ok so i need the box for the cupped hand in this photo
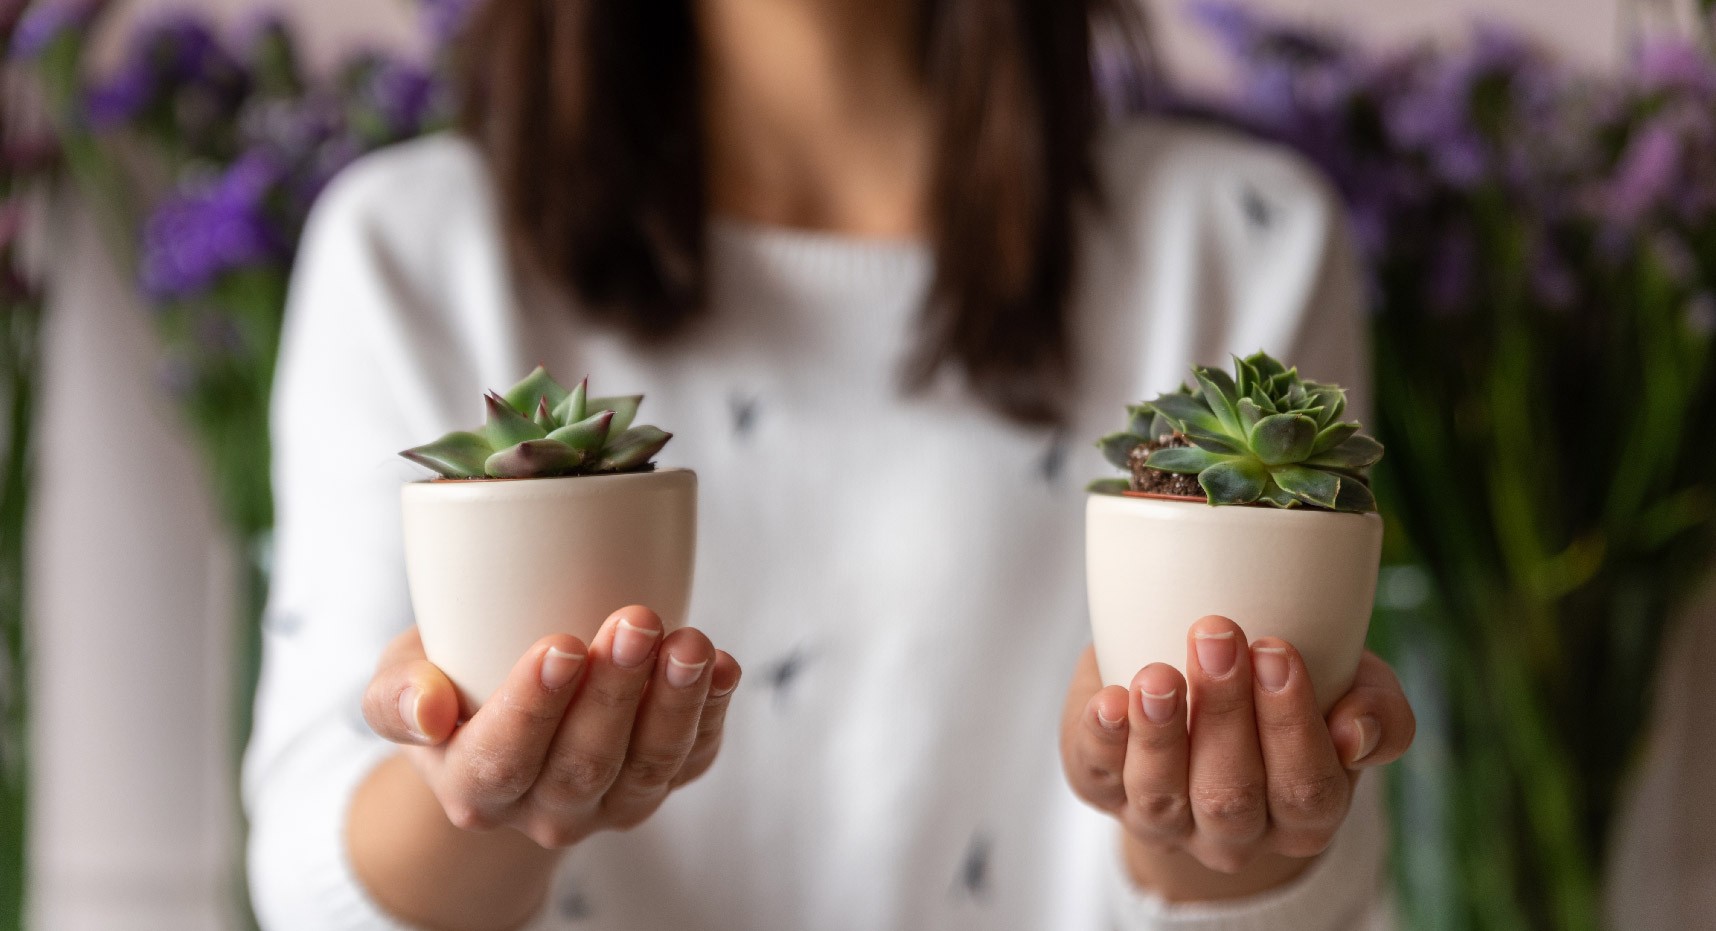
[362,605,741,849]
[1061,615,1413,892]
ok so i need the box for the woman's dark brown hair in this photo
[460,0,1152,425]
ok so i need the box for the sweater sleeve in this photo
[240,152,454,931]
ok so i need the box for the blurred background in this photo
[1,0,1713,929]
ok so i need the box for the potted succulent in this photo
[1086,352,1384,712]
[399,367,695,709]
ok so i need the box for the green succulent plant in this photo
[1089,351,1383,512]
[400,367,672,479]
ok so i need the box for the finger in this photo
[534,606,663,811]
[672,650,742,788]
[1120,663,1192,844]
[1326,651,1416,769]
[362,627,462,746]
[1061,651,1132,816]
[599,627,717,826]
[436,634,588,828]
[1184,616,1268,856]
[1249,639,1350,857]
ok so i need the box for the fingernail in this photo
[398,687,424,742]
[541,646,584,690]
[1096,704,1125,731]
[1349,715,1381,766]
[1253,647,1289,692]
[666,655,707,689]
[710,680,737,698]
[611,617,661,668]
[1140,687,1177,724]
[1194,630,1237,677]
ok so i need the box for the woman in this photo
[242,0,1416,927]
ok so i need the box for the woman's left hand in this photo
[1060,615,1415,901]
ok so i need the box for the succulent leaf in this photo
[1125,405,1158,440]
[503,365,570,416]
[1086,477,1132,495]
[547,409,614,452]
[483,391,547,449]
[1199,458,1268,505]
[1182,428,1246,455]
[1145,446,1228,473]
[589,394,643,434]
[1334,477,1378,512]
[1312,422,1361,455]
[1089,350,1381,511]
[1097,432,1147,470]
[484,438,585,478]
[1306,433,1384,470]
[533,396,556,432]
[1249,413,1317,465]
[552,377,589,425]
[1260,484,1302,508]
[1244,351,1287,381]
[1194,367,1244,436]
[1306,384,1346,426]
[596,426,673,472]
[1146,391,1221,434]
[1274,465,1341,509]
[1237,397,1264,433]
[399,431,492,479]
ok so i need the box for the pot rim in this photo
[1094,488,1379,518]
[406,465,693,486]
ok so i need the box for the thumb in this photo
[362,628,461,745]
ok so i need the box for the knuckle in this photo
[1130,790,1192,830]
[1191,782,1267,828]
[620,747,687,791]
[543,751,624,801]
[583,676,646,712]
[463,747,535,799]
[1271,773,1348,825]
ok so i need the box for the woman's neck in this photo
[697,0,933,237]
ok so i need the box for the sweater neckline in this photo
[709,216,933,290]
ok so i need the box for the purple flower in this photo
[8,0,102,57]
[1633,37,1716,96]
[1606,122,1682,228]
[85,13,250,131]
[140,152,289,300]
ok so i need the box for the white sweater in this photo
[243,119,1397,931]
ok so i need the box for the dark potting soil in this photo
[1127,434,1206,499]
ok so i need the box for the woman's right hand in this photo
[361,605,741,849]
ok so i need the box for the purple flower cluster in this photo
[67,7,460,303]
[1189,1,1716,318]
[140,153,288,299]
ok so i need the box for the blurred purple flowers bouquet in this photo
[17,3,456,539]
[1194,4,1716,928]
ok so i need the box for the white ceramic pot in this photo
[1086,493,1383,713]
[402,468,696,709]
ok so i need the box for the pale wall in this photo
[24,0,1640,927]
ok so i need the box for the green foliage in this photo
[1090,351,1382,512]
[401,369,672,480]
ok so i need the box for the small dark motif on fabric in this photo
[730,394,760,437]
